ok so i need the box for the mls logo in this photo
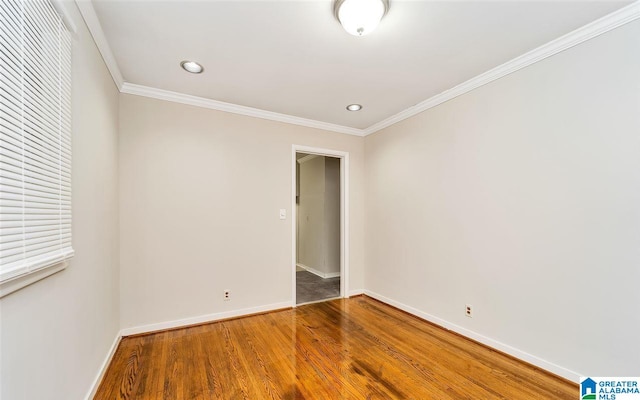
[581,378,597,400]
[580,377,640,400]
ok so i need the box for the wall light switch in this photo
[279,209,286,220]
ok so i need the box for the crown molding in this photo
[76,0,638,137]
[75,0,124,90]
[362,1,640,136]
[121,83,365,136]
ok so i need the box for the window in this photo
[1,0,73,297]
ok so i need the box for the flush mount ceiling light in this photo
[180,60,204,74]
[346,104,363,111]
[334,0,389,36]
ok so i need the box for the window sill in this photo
[0,261,69,299]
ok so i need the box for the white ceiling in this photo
[88,0,631,131]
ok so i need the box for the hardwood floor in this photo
[95,296,577,399]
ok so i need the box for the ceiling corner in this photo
[75,0,124,90]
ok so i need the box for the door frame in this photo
[292,145,349,307]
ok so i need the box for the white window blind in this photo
[0,0,73,292]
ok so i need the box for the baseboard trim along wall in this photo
[296,263,340,279]
[86,301,292,397]
[363,290,581,383]
[86,292,578,397]
[120,301,293,337]
[84,333,121,400]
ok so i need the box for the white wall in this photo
[298,156,326,271]
[0,2,120,399]
[118,94,364,331]
[297,156,340,276]
[323,157,340,275]
[365,20,640,379]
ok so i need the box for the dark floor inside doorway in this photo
[296,271,340,304]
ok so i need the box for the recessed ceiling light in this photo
[180,60,204,74]
[346,104,362,111]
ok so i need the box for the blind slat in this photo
[0,0,73,286]
[2,226,70,238]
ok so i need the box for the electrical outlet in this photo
[465,304,473,318]
[224,290,231,301]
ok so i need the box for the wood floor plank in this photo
[94,296,578,399]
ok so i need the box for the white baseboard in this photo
[84,331,121,400]
[84,301,292,398]
[120,301,292,337]
[296,263,340,279]
[85,293,576,399]
[363,290,580,383]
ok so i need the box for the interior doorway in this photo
[292,146,349,306]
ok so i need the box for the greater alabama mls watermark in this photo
[581,377,640,400]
